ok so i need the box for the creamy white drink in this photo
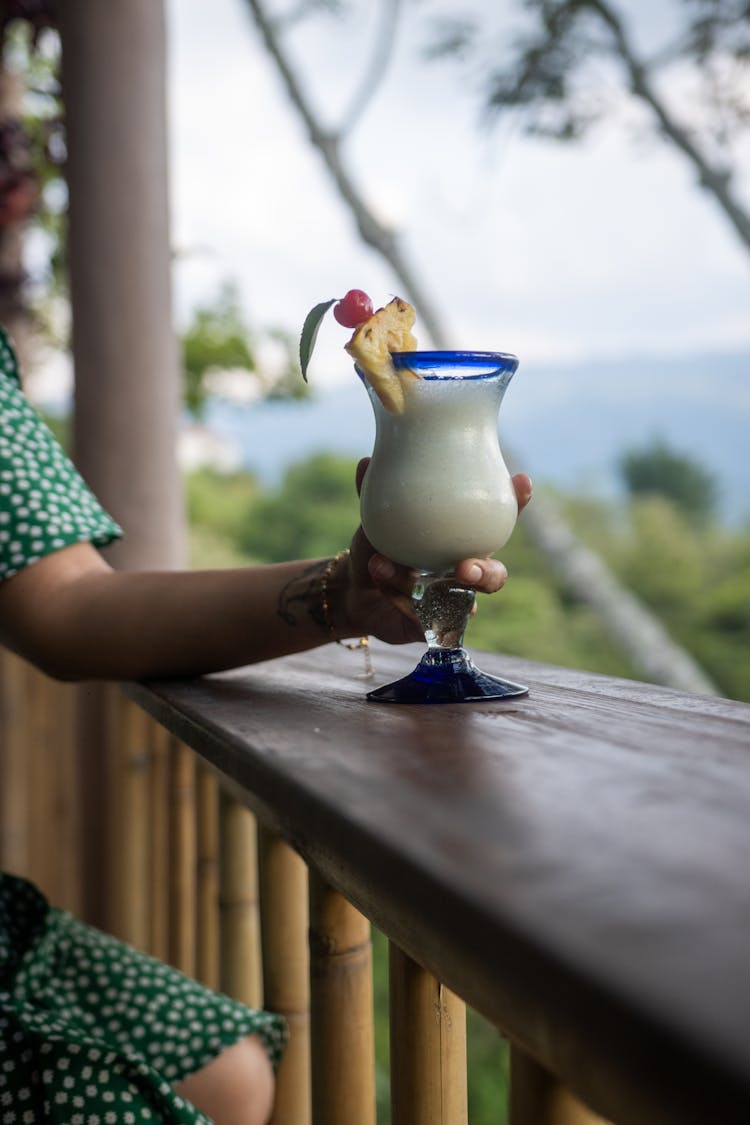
[300,290,527,701]
[359,355,518,573]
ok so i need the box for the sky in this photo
[166,0,750,390]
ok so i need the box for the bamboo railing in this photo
[0,647,609,1123]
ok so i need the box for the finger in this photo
[349,525,377,586]
[355,457,370,496]
[368,554,418,598]
[453,557,508,594]
[512,472,532,513]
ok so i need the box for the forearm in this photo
[66,563,337,680]
[0,549,343,682]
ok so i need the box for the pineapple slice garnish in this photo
[344,297,418,413]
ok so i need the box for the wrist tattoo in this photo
[277,560,328,631]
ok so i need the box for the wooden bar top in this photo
[127,643,750,1125]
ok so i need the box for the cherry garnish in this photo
[333,289,374,328]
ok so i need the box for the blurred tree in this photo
[426,0,750,253]
[185,467,262,569]
[237,452,360,561]
[186,465,261,543]
[692,566,750,699]
[560,489,750,699]
[615,495,707,606]
[1,18,67,325]
[619,437,718,523]
[180,283,312,416]
[182,283,257,416]
[0,16,61,365]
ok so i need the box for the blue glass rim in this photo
[390,350,519,379]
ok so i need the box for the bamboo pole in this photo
[220,795,263,1007]
[149,721,171,962]
[27,668,80,912]
[25,667,50,886]
[50,676,80,913]
[0,651,30,876]
[258,825,311,1125]
[510,1046,610,1125]
[196,767,220,990]
[169,738,197,976]
[106,691,151,949]
[308,871,376,1125]
[389,943,467,1125]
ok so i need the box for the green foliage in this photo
[469,513,637,678]
[186,466,260,540]
[611,496,707,609]
[469,570,635,679]
[186,524,252,571]
[182,284,257,417]
[185,467,262,567]
[689,569,750,700]
[237,452,360,562]
[3,25,69,321]
[467,1011,509,1125]
[561,493,750,701]
[181,283,311,416]
[371,929,390,1122]
[619,437,718,525]
[264,326,314,401]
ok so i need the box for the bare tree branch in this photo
[527,491,719,694]
[588,0,750,255]
[245,0,448,346]
[339,0,401,136]
[244,0,720,696]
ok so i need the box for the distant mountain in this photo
[204,349,750,525]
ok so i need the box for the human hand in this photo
[334,461,532,645]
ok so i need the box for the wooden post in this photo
[196,768,221,990]
[389,943,467,1125]
[309,871,376,1125]
[169,739,197,976]
[59,0,184,568]
[258,826,311,1125]
[220,796,263,1007]
[510,1046,610,1125]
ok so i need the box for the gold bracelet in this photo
[321,549,373,678]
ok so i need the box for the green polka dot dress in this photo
[0,328,287,1121]
[0,327,123,576]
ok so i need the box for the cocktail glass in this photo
[359,350,528,704]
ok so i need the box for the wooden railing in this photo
[2,642,750,1124]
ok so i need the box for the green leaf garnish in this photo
[299,298,336,382]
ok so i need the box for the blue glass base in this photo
[366,648,529,705]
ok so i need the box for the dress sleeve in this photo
[0,327,123,582]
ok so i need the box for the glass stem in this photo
[412,573,476,651]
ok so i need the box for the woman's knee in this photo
[175,1034,275,1125]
